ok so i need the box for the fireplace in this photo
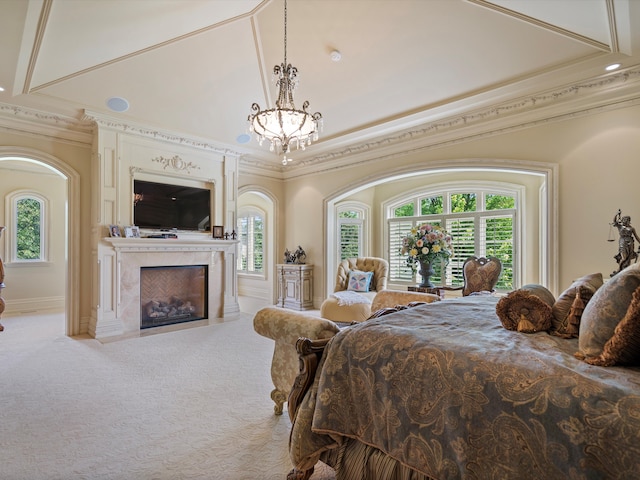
[140,265,208,329]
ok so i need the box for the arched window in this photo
[387,184,519,290]
[237,208,265,274]
[5,191,49,263]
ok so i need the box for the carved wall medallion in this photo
[151,155,200,173]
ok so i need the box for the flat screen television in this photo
[133,179,211,232]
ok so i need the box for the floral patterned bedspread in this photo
[289,295,640,479]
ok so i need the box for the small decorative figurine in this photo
[610,209,640,277]
[284,246,307,264]
[231,229,237,240]
[293,245,306,264]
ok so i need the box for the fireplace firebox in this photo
[140,265,208,329]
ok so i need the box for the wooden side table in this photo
[277,264,314,310]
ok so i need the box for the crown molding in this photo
[81,110,245,158]
[269,65,640,179]
[0,102,93,146]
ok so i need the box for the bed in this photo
[287,294,640,480]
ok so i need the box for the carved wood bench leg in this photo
[287,466,314,480]
[270,388,287,415]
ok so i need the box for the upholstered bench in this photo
[254,289,440,414]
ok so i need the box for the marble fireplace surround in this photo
[100,237,238,336]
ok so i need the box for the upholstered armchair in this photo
[254,289,440,414]
[333,257,389,295]
[320,257,389,322]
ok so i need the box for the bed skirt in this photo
[321,438,437,480]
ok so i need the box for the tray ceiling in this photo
[0,0,637,170]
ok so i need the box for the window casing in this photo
[237,210,265,274]
[387,186,518,290]
[5,191,48,264]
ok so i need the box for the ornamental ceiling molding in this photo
[262,66,640,177]
[286,94,640,181]
[0,102,93,146]
[81,110,244,158]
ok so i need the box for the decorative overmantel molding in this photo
[240,64,640,178]
[128,166,215,185]
[82,109,244,157]
[152,155,200,173]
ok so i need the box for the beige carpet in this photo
[0,311,335,480]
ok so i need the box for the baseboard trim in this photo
[2,296,65,316]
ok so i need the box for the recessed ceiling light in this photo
[605,63,621,71]
[0,86,5,92]
[106,96,129,112]
[330,50,342,62]
[236,134,251,144]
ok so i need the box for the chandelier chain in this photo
[283,0,287,66]
[247,0,322,165]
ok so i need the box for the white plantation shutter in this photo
[446,217,475,286]
[386,191,516,289]
[237,217,248,271]
[388,219,414,281]
[483,213,514,290]
[339,221,362,260]
[237,211,264,273]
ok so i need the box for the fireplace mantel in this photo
[105,237,236,252]
[92,237,239,338]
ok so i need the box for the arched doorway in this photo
[0,148,80,336]
[237,187,278,310]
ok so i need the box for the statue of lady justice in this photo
[611,209,640,276]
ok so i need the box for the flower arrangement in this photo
[401,223,454,271]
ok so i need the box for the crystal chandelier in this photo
[248,0,322,165]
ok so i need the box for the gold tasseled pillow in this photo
[496,284,555,333]
[551,272,603,338]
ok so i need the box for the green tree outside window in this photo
[16,197,42,260]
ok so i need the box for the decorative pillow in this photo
[347,270,374,292]
[551,272,603,337]
[582,286,640,366]
[579,263,640,359]
[496,284,555,333]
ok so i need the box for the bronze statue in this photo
[611,209,640,276]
